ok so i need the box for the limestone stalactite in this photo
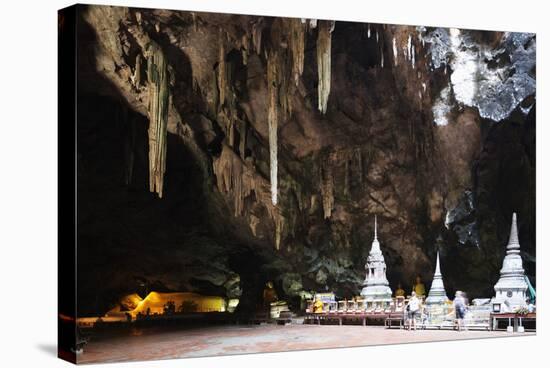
[393,37,398,66]
[217,29,240,152]
[274,215,283,250]
[317,20,334,114]
[238,119,247,161]
[132,53,142,87]
[407,34,412,60]
[227,116,235,147]
[267,50,279,205]
[213,144,285,249]
[146,42,169,198]
[289,18,306,85]
[354,148,364,186]
[191,12,197,30]
[252,20,263,55]
[320,161,334,219]
[217,30,228,108]
[241,34,249,65]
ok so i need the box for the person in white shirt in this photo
[407,291,420,331]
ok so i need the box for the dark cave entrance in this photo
[75,10,285,321]
[76,92,208,314]
[76,91,279,318]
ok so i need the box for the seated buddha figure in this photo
[263,281,278,308]
[412,275,426,298]
[312,296,324,313]
[395,282,406,297]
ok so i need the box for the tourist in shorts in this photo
[407,291,420,331]
[453,291,467,331]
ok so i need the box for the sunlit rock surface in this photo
[424,28,536,123]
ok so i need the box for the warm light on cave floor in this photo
[78,324,534,364]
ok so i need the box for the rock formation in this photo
[316,20,334,114]
[146,42,169,198]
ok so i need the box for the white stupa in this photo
[360,216,392,303]
[425,251,449,305]
[492,213,528,312]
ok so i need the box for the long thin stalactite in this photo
[289,18,306,85]
[267,50,279,205]
[146,42,169,198]
[317,20,334,114]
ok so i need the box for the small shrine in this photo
[491,213,528,312]
[425,251,449,305]
[360,216,393,308]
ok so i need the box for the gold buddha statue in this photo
[395,282,406,297]
[412,275,426,297]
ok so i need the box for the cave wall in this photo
[75,5,536,315]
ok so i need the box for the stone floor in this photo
[78,324,534,364]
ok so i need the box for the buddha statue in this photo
[412,275,426,298]
[395,282,406,297]
[263,281,278,308]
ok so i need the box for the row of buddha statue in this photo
[394,276,427,298]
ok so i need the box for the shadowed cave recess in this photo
[75,5,535,317]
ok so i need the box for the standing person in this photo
[453,291,467,331]
[407,291,421,331]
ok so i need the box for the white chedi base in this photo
[425,294,448,305]
[360,216,393,304]
[425,252,449,305]
[491,213,528,312]
[360,285,393,302]
[491,290,527,313]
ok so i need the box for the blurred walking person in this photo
[453,291,467,331]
